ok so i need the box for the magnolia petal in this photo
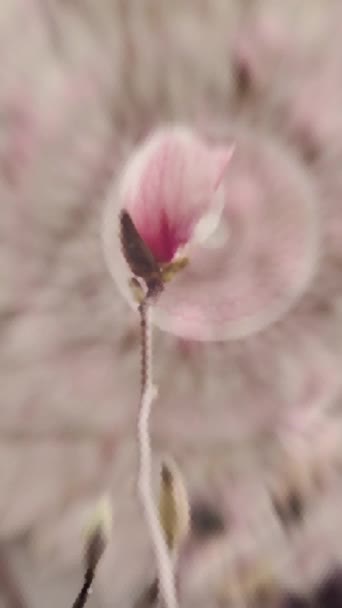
[103,126,318,342]
[102,126,234,325]
[116,126,234,263]
[148,128,319,341]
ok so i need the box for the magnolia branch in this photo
[137,300,178,608]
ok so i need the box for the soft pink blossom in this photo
[149,128,319,341]
[104,127,318,342]
[117,126,234,263]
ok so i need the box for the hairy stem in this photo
[137,299,178,608]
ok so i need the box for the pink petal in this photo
[149,127,319,340]
[103,126,318,342]
[118,126,234,262]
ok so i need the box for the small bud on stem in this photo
[158,459,190,556]
[71,497,112,608]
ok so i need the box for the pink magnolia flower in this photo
[103,125,318,341]
[120,126,234,263]
[102,126,234,302]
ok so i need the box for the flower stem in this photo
[137,298,178,608]
[72,567,95,608]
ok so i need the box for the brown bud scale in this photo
[119,210,164,297]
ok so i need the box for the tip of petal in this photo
[212,142,236,191]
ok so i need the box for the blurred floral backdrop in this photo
[1,1,342,607]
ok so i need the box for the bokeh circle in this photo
[103,126,319,341]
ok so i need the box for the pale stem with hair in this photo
[137,297,178,608]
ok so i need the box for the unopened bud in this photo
[83,496,112,571]
[158,459,190,556]
[120,209,164,296]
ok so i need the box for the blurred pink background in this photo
[1,1,342,606]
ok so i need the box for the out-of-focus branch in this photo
[71,497,112,608]
[72,568,95,608]
[0,543,28,608]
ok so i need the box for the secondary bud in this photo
[83,496,112,570]
[158,459,190,557]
